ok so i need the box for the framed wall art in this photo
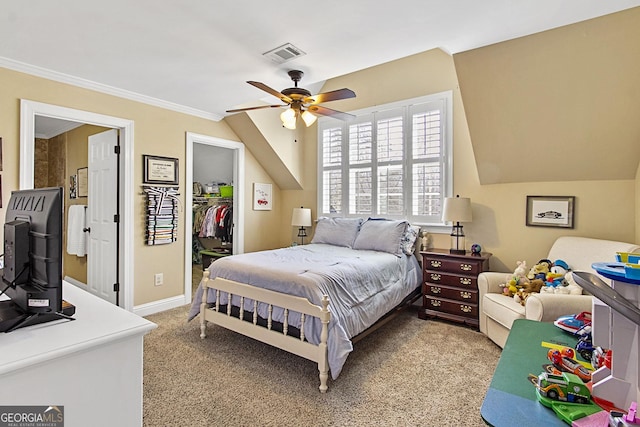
[253,183,272,210]
[77,167,88,197]
[143,155,179,185]
[526,195,575,228]
[70,174,77,199]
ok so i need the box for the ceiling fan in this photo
[226,70,356,129]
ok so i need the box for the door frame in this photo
[20,99,135,312]
[185,132,244,303]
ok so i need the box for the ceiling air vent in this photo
[263,43,306,64]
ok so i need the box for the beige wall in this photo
[0,67,280,307]
[281,42,637,272]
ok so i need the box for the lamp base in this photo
[449,249,467,255]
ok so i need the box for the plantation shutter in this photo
[318,91,452,225]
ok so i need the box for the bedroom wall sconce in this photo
[291,207,312,245]
[442,195,472,254]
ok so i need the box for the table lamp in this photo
[291,207,312,245]
[442,195,472,254]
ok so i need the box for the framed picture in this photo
[0,137,3,171]
[526,196,575,228]
[143,155,179,185]
[70,174,77,199]
[253,183,272,210]
[77,167,88,198]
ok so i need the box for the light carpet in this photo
[142,303,501,426]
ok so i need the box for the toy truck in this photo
[535,372,591,404]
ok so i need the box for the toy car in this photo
[575,334,594,360]
[535,371,591,404]
[591,346,612,370]
[554,311,592,336]
[547,349,592,382]
[537,211,562,219]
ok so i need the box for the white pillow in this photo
[352,218,408,256]
[311,217,363,248]
[401,225,420,255]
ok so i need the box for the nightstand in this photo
[419,249,491,328]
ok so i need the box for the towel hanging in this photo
[67,205,88,256]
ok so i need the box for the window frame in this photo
[317,91,453,230]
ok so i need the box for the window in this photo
[318,91,452,225]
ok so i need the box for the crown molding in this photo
[0,56,222,121]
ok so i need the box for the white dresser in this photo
[0,282,157,427]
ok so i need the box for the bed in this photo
[188,217,422,392]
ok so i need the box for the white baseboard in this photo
[133,295,190,317]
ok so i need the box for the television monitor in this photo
[0,186,74,332]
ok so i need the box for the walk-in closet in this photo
[192,143,234,270]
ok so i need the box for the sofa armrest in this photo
[525,293,593,323]
[478,272,508,297]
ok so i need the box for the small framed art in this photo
[143,155,179,185]
[526,195,575,228]
[253,183,272,210]
[77,167,88,197]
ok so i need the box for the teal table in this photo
[481,319,589,426]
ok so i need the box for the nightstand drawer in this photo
[425,258,483,275]
[424,284,478,303]
[424,272,476,288]
[424,296,478,319]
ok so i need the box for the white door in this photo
[87,129,119,304]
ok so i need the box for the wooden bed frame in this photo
[199,271,332,392]
[198,270,421,392]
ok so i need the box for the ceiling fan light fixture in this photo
[281,108,297,129]
[301,110,317,127]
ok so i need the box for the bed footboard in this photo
[199,271,331,392]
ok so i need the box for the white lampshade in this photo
[280,108,297,129]
[442,196,472,223]
[291,207,312,227]
[301,110,317,127]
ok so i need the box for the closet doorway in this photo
[184,132,244,302]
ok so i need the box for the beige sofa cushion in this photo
[483,293,525,330]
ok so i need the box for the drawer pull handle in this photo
[460,291,472,299]
[460,304,472,313]
[460,263,472,271]
[430,273,441,281]
[430,286,441,294]
[460,277,472,285]
[430,260,442,268]
[430,299,441,307]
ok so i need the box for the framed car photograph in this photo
[526,196,575,228]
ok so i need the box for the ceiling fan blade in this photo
[307,105,355,121]
[305,88,356,105]
[226,104,286,113]
[247,81,293,104]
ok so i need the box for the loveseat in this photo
[478,236,640,348]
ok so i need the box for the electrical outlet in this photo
[154,273,163,286]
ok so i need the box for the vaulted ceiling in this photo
[2,1,638,121]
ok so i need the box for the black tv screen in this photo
[2,187,63,314]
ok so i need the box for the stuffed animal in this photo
[514,260,528,279]
[551,259,569,275]
[513,278,545,306]
[501,261,530,297]
[527,259,552,280]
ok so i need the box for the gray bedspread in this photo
[188,243,422,379]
